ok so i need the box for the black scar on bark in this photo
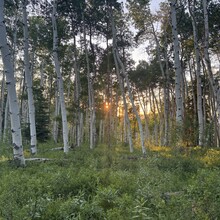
[13,143,20,150]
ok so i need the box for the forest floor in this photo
[0,143,220,219]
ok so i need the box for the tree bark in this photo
[202,0,220,144]
[82,10,95,149]
[3,93,9,143]
[170,0,184,124]
[188,0,204,146]
[110,7,146,154]
[72,34,81,147]
[112,47,133,153]
[0,70,5,141]
[0,0,25,165]
[53,85,60,143]
[22,0,37,154]
[52,0,69,153]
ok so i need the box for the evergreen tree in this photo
[23,82,50,143]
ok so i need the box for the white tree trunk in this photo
[188,0,204,146]
[22,0,37,154]
[72,31,81,147]
[0,70,5,141]
[202,0,220,140]
[112,45,133,152]
[188,59,197,123]
[110,8,145,154]
[170,0,183,124]
[149,14,169,145]
[52,0,69,153]
[3,93,9,143]
[53,87,60,143]
[137,92,150,143]
[0,0,25,165]
[82,11,95,149]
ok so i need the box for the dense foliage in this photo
[0,143,220,219]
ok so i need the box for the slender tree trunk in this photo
[110,7,146,154]
[188,58,197,121]
[0,70,5,141]
[72,35,81,147]
[188,0,204,146]
[52,0,69,153]
[113,48,133,152]
[82,11,95,149]
[53,86,60,143]
[137,91,150,143]
[3,93,9,143]
[22,0,37,154]
[170,0,183,124]
[202,0,220,142]
[149,88,159,145]
[106,38,112,147]
[0,0,25,165]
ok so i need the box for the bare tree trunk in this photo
[22,0,37,154]
[137,91,150,143]
[0,70,5,141]
[188,58,197,121]
[149,88,158,145]
[3,93,9,143]
[110,7,146,154]
[72,35,81,147]
[170,0,184,124]
[0,0,25,165]
[188,0,204,146]
[53,86,60,143]
[52,0,69,153]
[202,0,220,142]
[82,11,95,149]
[112,48,133,152]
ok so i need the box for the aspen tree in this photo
[170,0,184,124]
[202,0,220,143]
[149,15,170,146]
[0,0,25,165]
[22,0,37,153]
[52,0,69,152]
[0,71,5,141]
[188,0,204,146]
[110,6,146,154]
[82,9,96,149]
[3,94,9,142]
[113,49,134,152]
[72,35,81,147]
[52,86,60,143]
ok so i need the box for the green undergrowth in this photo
[0,143,220,219]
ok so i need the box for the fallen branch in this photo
[50,147,64,151]
[25,158,52,162]
[50,146,77,151]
